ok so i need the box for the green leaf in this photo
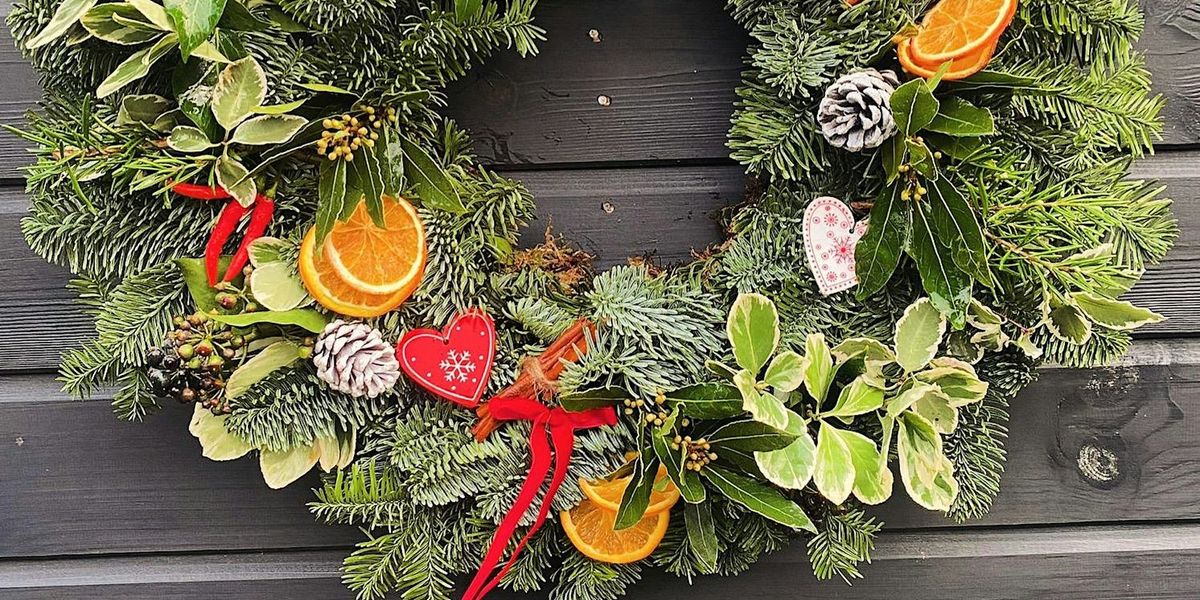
[885,380,941,418]
[812,422,854,504]
[399,135,465,214]
[704,359,739,381]
[831,338,895,363]
[246,236,289,266]
[376,126,405,198]
[912,392,958,434]
[230,114,307,145]
[96,33,178,98]
[896,412,958,511]
[1046,300,1092,344]
[455,0,483,21]
[189,403,252,460]
[315,158,349,245]
[855,185,909,299]
[911,202,972,326]
[168,125,216,152]
[211,56,267,130]
[943,70,1042,92]
[82,3,160,45]
[894,298,946,372]
[925,178,989,283]
[907,138,938,180]
[299,82,356,95]
[239,118,326,181]
[248,262,310,311]
[803,333,835,402]
[651,432,704,504]
[164,0,227,60]
[726,292,779,375]
[701,465,816,532]
[225,340,301,399]
[837,428,892,505]
[210,308,330,333]
[663,383,743,420]
[915,361,987,407]
[882,135,905,183]
[825,376,884,419]
[215,154,256,207]
[118,94,172,125]
[614,453,657,530]
[218,0,270,31]
[188,39,228,63]
[762,350,806,393]
[128,0,173,30]
[176,256,234,310]
[890,78,940,135]
[260,443,320,489]
[26,0,98,49]
[927,97,995,137]
[706,418,797,453]
[735,369,789,431]
[925,133,985,161]
[684,502,719,574]
[1070,292,1165,331]
[346,145,386,226]
[754,412,815,490]
[559,387,628,412]
[254,99,306,115]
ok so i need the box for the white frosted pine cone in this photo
[817,69,902,152]
[312,320,400,398]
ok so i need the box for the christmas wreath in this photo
[10,0,1175,598]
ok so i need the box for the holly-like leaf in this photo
[803,333,835,402]
[700,465,816,532]
[230,114,307,145]
[225,340,302,398]
[96,33,179,98]
[813,421,855,504]
[896,412,958,511]
[209,308,329,333]
[762,350,806,393]
[911,202,972,326]
[211,56,267,131]
[754,411,815,490]
[215,153,256,207]
[925,178,989,283]
[168,125,216,152]
[26,0,98,49]
[684,502,719,573]
[890,78,940,135]
[894,298,946,372]
[559,387,628,412]
[82,3,160,45]
[1070,291,1165,331]
[663,383,743,420]
[855,185,909,299]
[706,418,798,453]
[315,158,349,245]
[399,135,465,214]
[727,292,779,375]
[926,97,995,137]
[164,0,227,59]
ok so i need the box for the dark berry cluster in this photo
[144,311,254,413]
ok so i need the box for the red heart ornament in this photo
[803,196,868,296]
[397,310,496,408]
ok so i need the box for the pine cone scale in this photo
[313,320,400,399]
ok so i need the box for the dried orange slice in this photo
[898,36,997,81]
[909,0,1016,65]
[298,226,420,318]
[579,465,680,516]
[560,499,670,564]
[324,196,427,295]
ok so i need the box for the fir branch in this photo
[806,509,882,582]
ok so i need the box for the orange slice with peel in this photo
[560,499,670,564]
[909,0,1016,65]
[579,465,680,516]
[299,226,421,318]
[898,36,997,81]
[324,196,427,295]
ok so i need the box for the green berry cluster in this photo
[315,105,397,162]
[670,435,717,472]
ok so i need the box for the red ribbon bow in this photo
[461,396,616,600]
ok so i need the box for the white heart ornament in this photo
[803,196,868,296]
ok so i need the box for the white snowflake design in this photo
[439,350,477,383]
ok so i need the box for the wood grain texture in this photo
[3,340,1199,557]
[0,0,1197,178]
[3,524,1200,599]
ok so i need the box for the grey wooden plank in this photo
[0,0,1197,179]
[3,339,1200,557]
[3,524,1200,599]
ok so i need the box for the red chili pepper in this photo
[205,201,251,286]
[172,182,232,201]
[222,194,276,282]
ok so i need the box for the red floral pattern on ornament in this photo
[802,196,868,296]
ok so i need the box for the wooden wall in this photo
[3,1,1200,598]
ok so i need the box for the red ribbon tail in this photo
[461,418,555,600]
